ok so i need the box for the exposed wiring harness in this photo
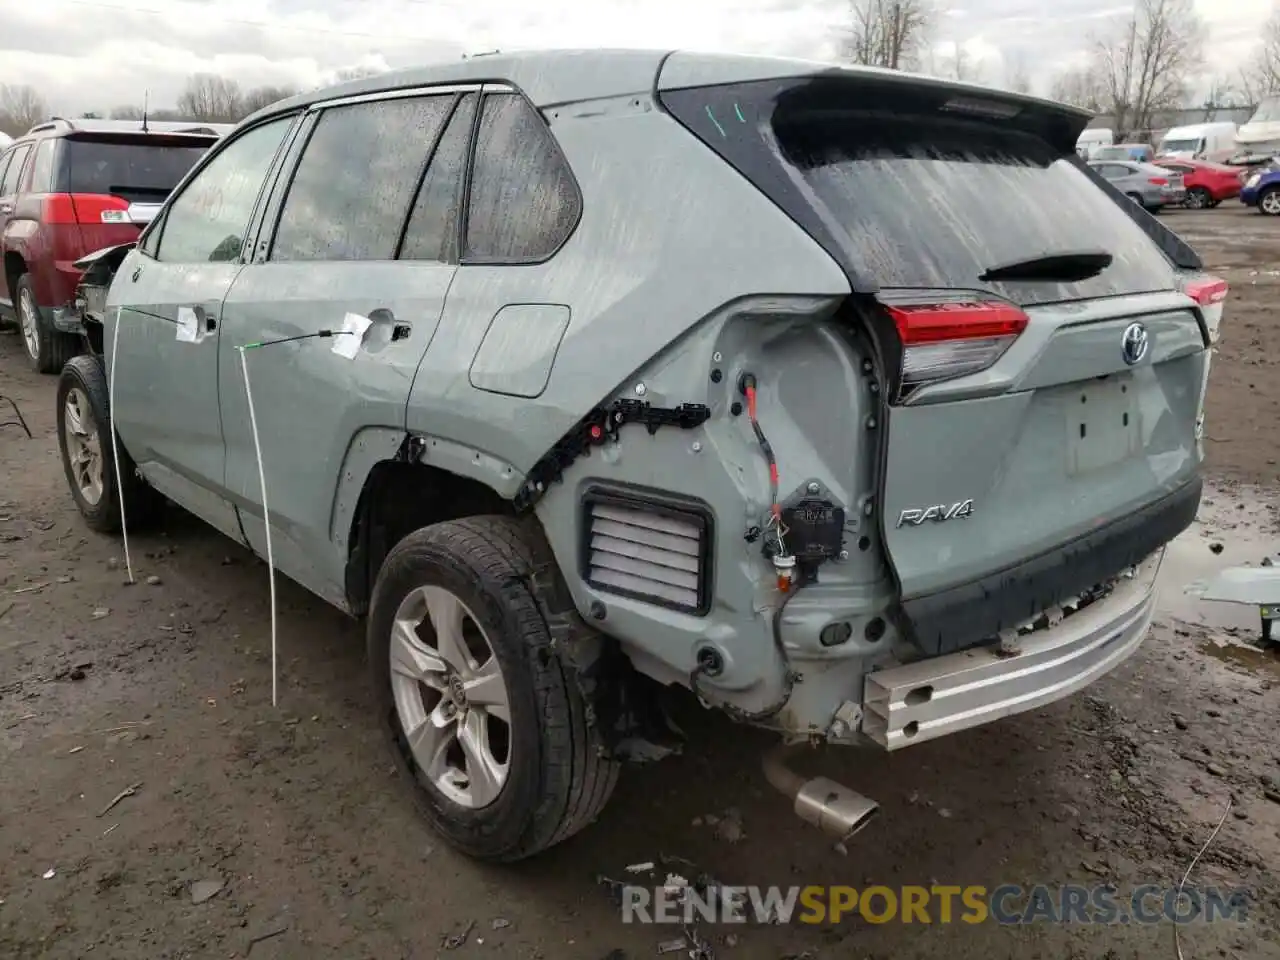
[687,371,801,723]
[740,373,789,559]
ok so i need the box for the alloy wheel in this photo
[1262,191,1280,215]
[19,287,40,363]
[389,584,511,809]
[63,387,104,505]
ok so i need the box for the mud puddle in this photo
[1157,482,1280,634]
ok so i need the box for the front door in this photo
[108,115,297,541]
[218,90,472,605]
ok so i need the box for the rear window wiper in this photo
[978,251,1113,283]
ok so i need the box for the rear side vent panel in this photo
[582,488,713,616]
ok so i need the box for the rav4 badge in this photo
[896,499,975,528]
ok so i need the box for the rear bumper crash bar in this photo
[862,549,1163,750]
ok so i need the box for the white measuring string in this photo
[106,310,136,584]
[236,345,279,708]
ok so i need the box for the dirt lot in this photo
[2,205,1280,960]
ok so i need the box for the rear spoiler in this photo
[73,242,137,272]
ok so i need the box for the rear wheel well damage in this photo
[344,452,682,763]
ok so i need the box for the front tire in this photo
[368,515,619,862]
[18,274,78,374]
[56,355,163,533]
[1259,187,1280,216]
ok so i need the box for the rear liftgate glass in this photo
[661,74,1220,654]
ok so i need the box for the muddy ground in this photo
[1,205,1279,960]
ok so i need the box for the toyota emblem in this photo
[1121,322,1149,366]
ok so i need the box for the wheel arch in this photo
[3,249,27,303]
[337,428,521,617]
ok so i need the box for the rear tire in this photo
[1184,187,1212,209]
[368,515,619,862]
[56,355,163,533]
[18,274,79,374]
[1259,187,1280,216]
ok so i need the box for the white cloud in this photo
[0,0,1269,115]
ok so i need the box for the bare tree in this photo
[1003,53,1033,94]
[841,0,932,71]
[935,42,983,83]
[1239,5,1280,104]
[1049,65,1107,112]
[0,84,48,136]
[241,85,299,117]
[110,104,146,120]
[177,74,244,123]
[1200,76,1249,114]
[1091,0,1205,137]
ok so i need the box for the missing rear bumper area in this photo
[862,549,1162,750]
[899,478,1200,657]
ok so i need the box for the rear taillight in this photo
[1184,276,1228,306]
[1148,176,1169,186]
[1182,274,1228,344]
[886,301,1029,395]
[41,193,130,225]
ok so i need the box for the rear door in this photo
[218,88,468,603]
[0,142,32,254]
[658,69,1207,651]
[0,143,22,314]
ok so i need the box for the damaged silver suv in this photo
[56,50,1228,862]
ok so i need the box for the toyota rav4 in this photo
[55,50,1225,862]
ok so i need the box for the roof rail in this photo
[26,116,76,135]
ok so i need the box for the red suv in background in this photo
[1156,158,1247,209]
[0,118,229,372]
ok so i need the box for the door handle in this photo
[192,305,218,332]
[367,307,409,341]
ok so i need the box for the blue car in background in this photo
[1240,164,1280,215]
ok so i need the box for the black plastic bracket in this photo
[514,399,711,511]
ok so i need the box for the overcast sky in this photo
[1,0,1273,114]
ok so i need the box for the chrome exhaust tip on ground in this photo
[762,744,879,843]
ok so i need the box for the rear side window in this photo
[271,94,454,262]
[28,140,55,193]
[463,93,580,262]
[662,80,1179,306]
[401,93,478,262]
[0,145,31,195]
[57,138,210,202]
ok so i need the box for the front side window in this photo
[156,117,293,264]
[463,92,580,263]
[0,145,31,195]
[271,95,454,262]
